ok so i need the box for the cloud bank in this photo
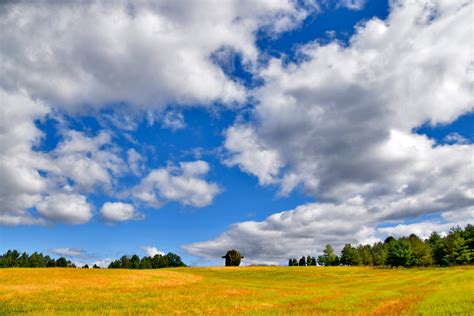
[185,0,474,263]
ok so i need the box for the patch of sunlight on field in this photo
[0,266,472,315]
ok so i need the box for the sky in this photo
[0,0,473,267]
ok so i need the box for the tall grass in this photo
[0,266,472,315]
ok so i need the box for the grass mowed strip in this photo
[0,266,472,315]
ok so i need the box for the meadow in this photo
[0,266,472,315]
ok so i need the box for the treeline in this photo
[0,250,187,269]
[0,250,76,268]
[108,253,186,269]
[289,224,473,267]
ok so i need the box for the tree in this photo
[56,257,68,267]
[299,256,306,266]
[130,254,141,269]
[408,234,432,266]
[386,239,414,267]
[82,264,89,268]
[222,250,243,267]
[428,232,447,266]
[444,227,470,265]
[340,244,359,266]
[318,244,339,266]
[357,245,373,266]
[93,264,100,269]
[371,242,387,266]
[140,256,153,269]
[120,256,131,269]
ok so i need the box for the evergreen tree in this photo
[386,239,414,267]
[299,256,306,266]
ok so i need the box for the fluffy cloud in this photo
[140,246,165,257]
[184,201,472,265]
[183,202,377,264]
[0,90,127,225]
[224,0,473,212]
[101,202,142,222]
[224,125,283,185]
[0,90,50,225]
[190,0,474,262]
[51,130,125,190]
[0,0,311,226]
[134,161,221,208]
[0,0,310,111]
[36,193,93,225]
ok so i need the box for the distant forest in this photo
[290,224,473,267]
[0,251,186,269]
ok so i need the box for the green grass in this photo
[0,266,472,315]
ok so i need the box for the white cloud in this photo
[224,0,473,214]
[184,201,473,264]
[52,130,125,190]
[0,0,313,226]
[127,148,145,176]
[134,160,221,208]
[0,90,50,225]
[49,247,86,258]
[100,202,142,222]
[339,0,366,11]
[161,111,186,131]
[191,0,474,262]
[140,246,165,257]
[443,132,469,145]
[224,125,283,185]
[36,193,93,225]
[183,202,380,265]
[0,0,311,111]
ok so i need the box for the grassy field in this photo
[0,266,473,315]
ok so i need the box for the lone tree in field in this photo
[222,249,244,266]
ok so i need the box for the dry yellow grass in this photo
[0,266,473,315]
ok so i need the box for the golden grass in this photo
[0,266,472,315]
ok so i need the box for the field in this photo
[1,266,473,315]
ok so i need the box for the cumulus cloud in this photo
[140,246,165,257]
[191,0,474,262]
[51,130,125,190]
[134,160,221,208]
[183,202,379,265]
[224,0,473,212]
[184,201,473,265]
[100,202,142,222]
[224,125,284,185]
[0,90,126,225]
[0,90,50,225]
[0,0,311,111]
[36,193,93,225]
[0,0,313,226]
[49,247,86,258]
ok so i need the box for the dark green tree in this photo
[299,256,306,266]
[386,239,414,267]
[408,234,432,266]
[56,257,68,267]
[340,244,359,266]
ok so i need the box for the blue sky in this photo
[0,0,472,266]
